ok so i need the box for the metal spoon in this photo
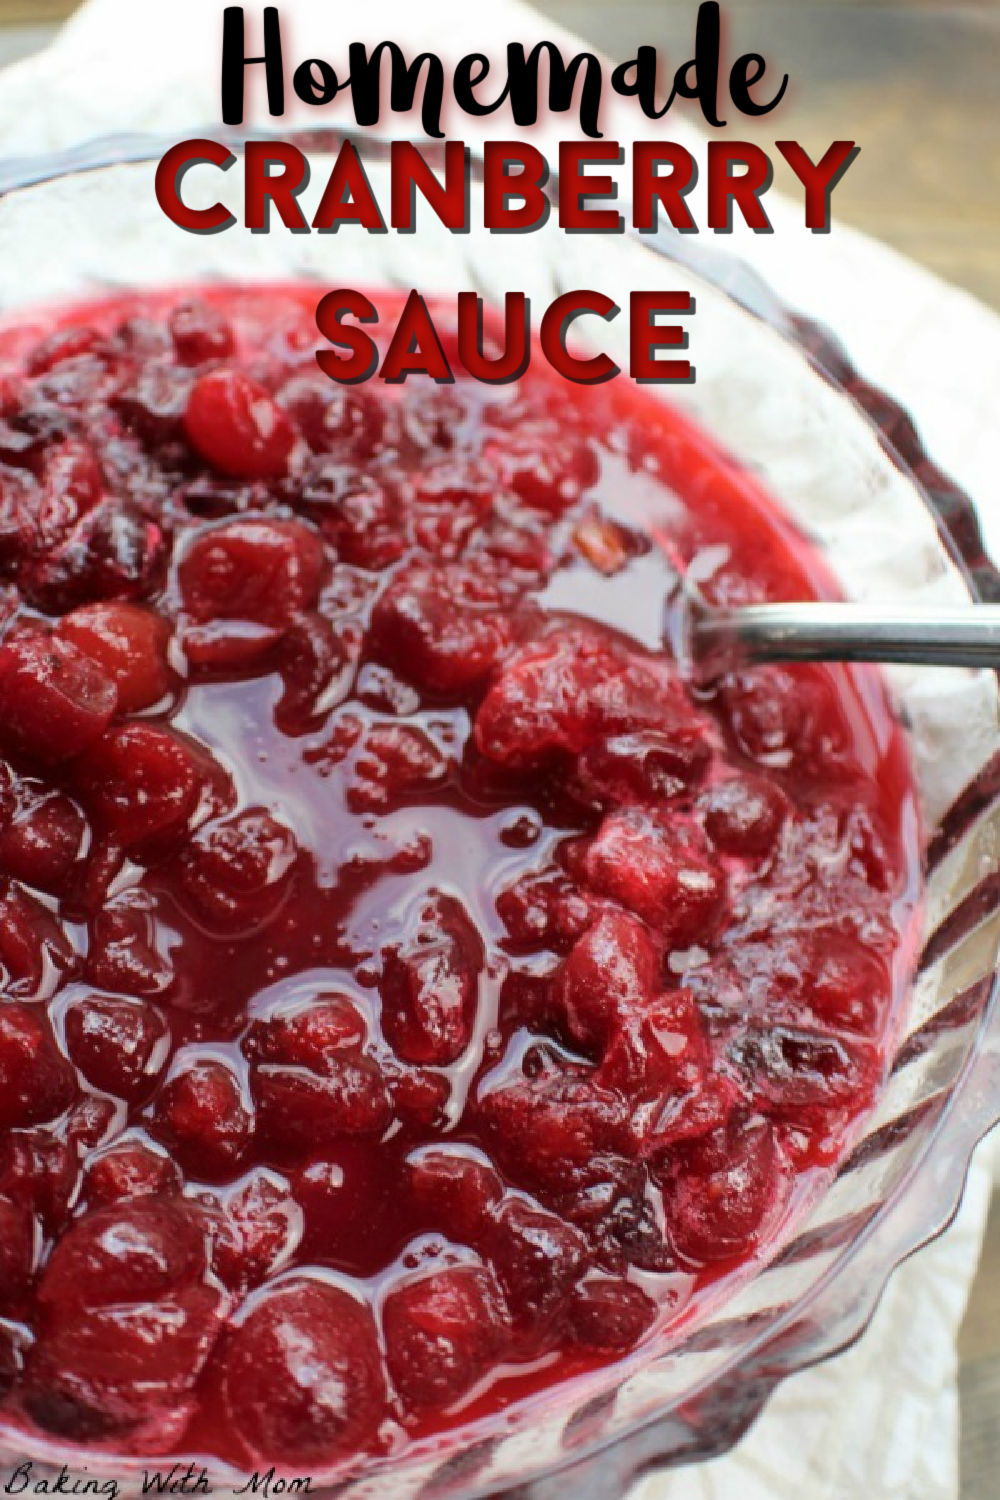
[666,578,1000,683]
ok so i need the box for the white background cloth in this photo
[0,3,997,1495]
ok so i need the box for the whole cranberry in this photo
[0,633,117,766]
[220,1279,386,1465]
[149,1056,254,1180]
[73,724,212,858]
[63,995,169,1102]
[384,1262,510,1411]
[184,369,298,480]
[58,601,173,712]
[178,516,324,629]
[0,1002,75,1129]
[380,893,483,1066]
[169,299,236,365]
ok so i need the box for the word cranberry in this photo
[221,1280,385,1465]
[0,633,116,766]
[380,892,483,1066]
[58,601,172,712]
[184,369,297,480]
[63,995,170,1102]
[384,1262,510,1411]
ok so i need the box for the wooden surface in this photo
[1,2,999,1497]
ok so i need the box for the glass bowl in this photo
[0,130,998,1498]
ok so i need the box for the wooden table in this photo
[1,2,998,1496]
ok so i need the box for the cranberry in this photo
[576,726,712,807]
[582,809,727,947]
[478,1050,629,1192]
[184,369,297,480]
[39,1198,211,1311]
[380,893,483,1066]
[555,911,660,1055]
[150,1056,253,1180]
[483,423,599,514]
[368,561,518,697]
[35,440,104,552]
[718,664,849,774]
[24,500,164,613]
[568,1276,657,1352]
[732,1025,881,1116]
[0,1194,36,1309]
[73,724,212,857]
[178,516,324,631]
[26,327,103,377]
[297,462,404,570]
[173,809,297,934]
[221,1280,385,1465]
[0,786,87,895]
[700,773,789,859]
[384,1262,510,1411]
[169,299,236,365]
[248,997,391,1149]
[82,1141,182,1207]
[85,896,174,997]
[497,869,607,954]
[600,994,713,1153]
[278,376,383,458]
[475,628,688,768]
[0,1130,79,1231]
[273,611,352,733]
[0,1003,75,1128]
[408,1148,503,1242]
[0,633,116,766]
[485,1198,586,1333]
[25,1284,223,1440]
[207,1168,302,1290]
[662,1114,790,1266]
[64,995,169,1101]
[58,602,172,712]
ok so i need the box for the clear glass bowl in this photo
[0,131,998,1497]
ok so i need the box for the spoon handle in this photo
[692,602,1000,671]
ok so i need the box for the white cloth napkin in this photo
[0,4,997,1495]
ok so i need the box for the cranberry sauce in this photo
[0,285,920,1471]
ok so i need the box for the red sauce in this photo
[0,286,920,1472]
